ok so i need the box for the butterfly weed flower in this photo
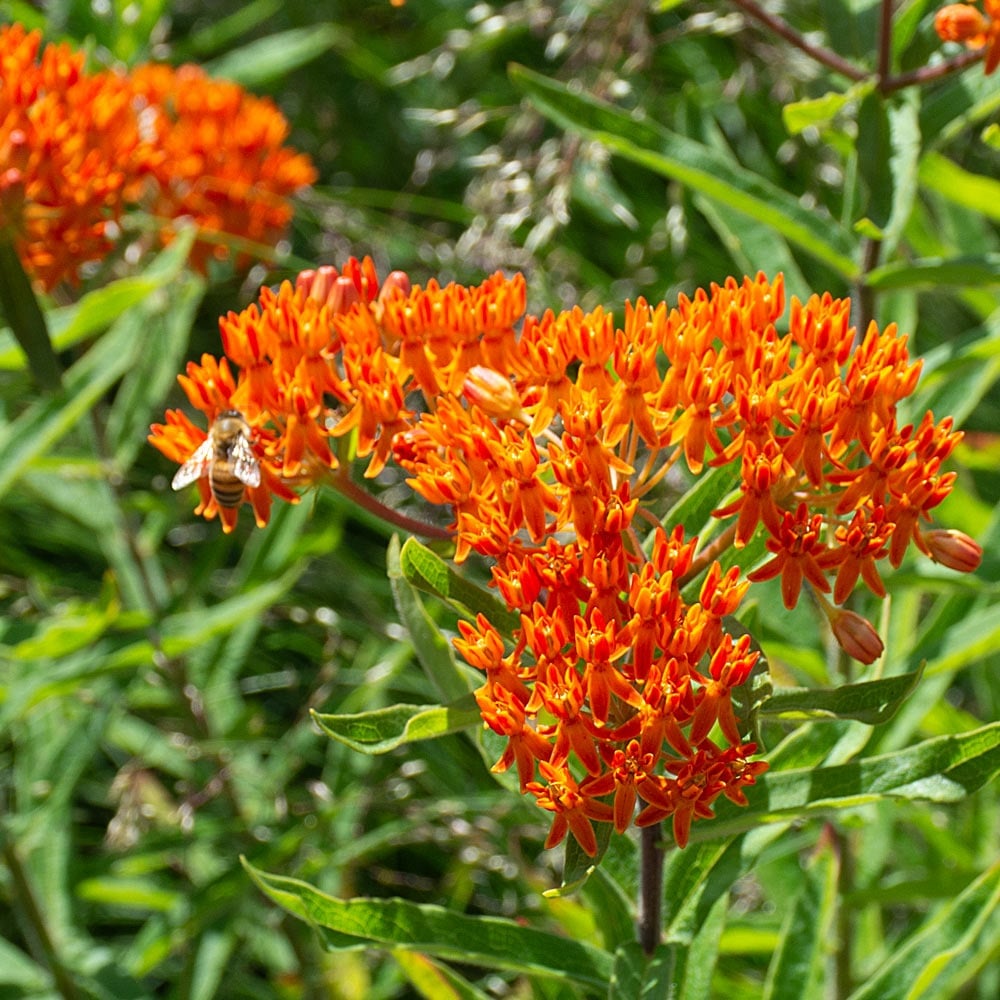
[153,261,982,853]
[0,24,315,291]
[0,24,151,290]
[128,63,316,271]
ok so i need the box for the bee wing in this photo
[171,439,214,490]
[231,435,262,488]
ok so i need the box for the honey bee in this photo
[172,410,261,508]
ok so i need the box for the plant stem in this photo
[729,0,867,82]
[638,823,665,955]
[330,468,454,541]
[0,835,80,1000]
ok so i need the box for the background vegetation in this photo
[0,1,998,998]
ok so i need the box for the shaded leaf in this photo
[762,835,839,1000]
[846,861,1000,1000]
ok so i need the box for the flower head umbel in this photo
[152,260,981,854]
[0,24,315,289]
[0,24,151,289]
[129,63,317,270]
[935,2,1000,74]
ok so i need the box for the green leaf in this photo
[398,536,520,633]
[546,821,614,897]
[919,152,1000,224]
[205,25,346,88]
[0,240,60,389]
[609,942,679,1000]
[311,695,481,754]
[393,951,491,1000]
[388,535,471,702]
[509,64,858,279]
[243,860,615,990]
[782,81,874,136]
[688,723,1000,844]
[0,225,197,371]
[865,254,1000,290]
[762,836,838,1000]
[0,305,145,501]
[903,324,1000,429]
[846,861,1000,1000]
[661,463,742,544]
[759,669,922,725]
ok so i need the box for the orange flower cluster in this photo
[151,260,981,853]
[935,2,1000,73]
[0,24,150,289]
[0,23,315,290]
[129,64,317,271]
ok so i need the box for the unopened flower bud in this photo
[934,5,987,43]
[830,609,884,665]
[296,265,339,302]
[463,365,525,421]
[922,528,983,573]
[377,270,411,303]
[328,275,361,314]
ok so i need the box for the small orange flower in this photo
[525,760,614,857]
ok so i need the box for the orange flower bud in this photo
[922,528,983,573]
[934,4,988,43]
[830,609,884,665]
[377,270,412,303]
[462,365,525,421]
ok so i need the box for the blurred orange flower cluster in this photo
[935,2,1000,73]
[0,23,315,290]
[151,259,981,852]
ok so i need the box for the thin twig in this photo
[729,0,868,82]
[882,48,985,93]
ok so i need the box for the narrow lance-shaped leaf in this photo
[609,942,680,1000]
[846,861,1000,1000]
[0,240,60,389]
[687,722,1000,845]
[399,536,520,633]
[759,668,922,726]
[311,695,481,755]
[387,535,471,702]
[243,860,615,991]
[508,64,858,279]
[762,834,839,1000]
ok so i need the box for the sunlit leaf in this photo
[311,695,480,754]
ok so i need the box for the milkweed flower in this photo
[128,63,317,270]
[935,3,1000,74]
[0,23,315,290]
[0,24,151,289]
[153,260,981,853]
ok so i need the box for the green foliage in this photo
[1,2,999,998]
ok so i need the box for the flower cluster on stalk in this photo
[0,23,315,290]
[150,259,982,854]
